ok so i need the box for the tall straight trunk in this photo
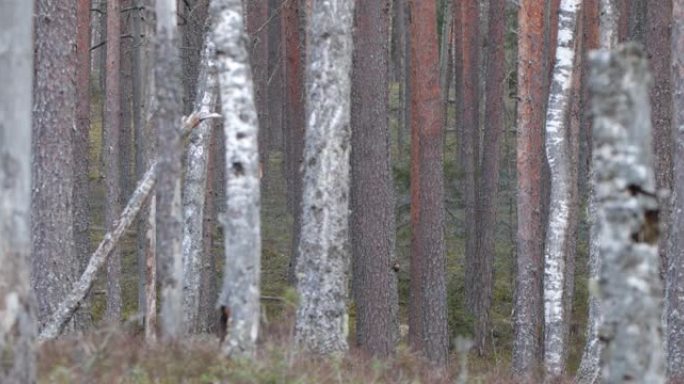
[0,2,36,382]
[408,0,448,366]
[211,0,262,357]
[268,0,284,151]
[283,0,306,283]
[155,0,184,341]
[350,0,398,358]
[462,0,481,309]
[668,1,684,380]
[398,0,411,162]
[439,0,453,131]
[74,0,93,329]
[133,0,146,323]
[294,0,355,356]
[646,0,673,280]
[590,43,665,384]
[104,0,123,323]
[576,3,612,383]
[541,0,581,378]
[471,0,505,356]
[181,37,218,334]
[247,0,270,177]
[32,0,79,331]
[181,0,210,114]
[617,0,629,42]
[453,0,464,165]
[121,2,134,199]
[512,0,546,375]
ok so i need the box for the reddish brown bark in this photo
[268,0,284,151]
[462,0,481,317]
[104,0,123,322]
[283,0,306,283]
[618,0,629,41]
[512,0,546,375]
[408,0,448,366]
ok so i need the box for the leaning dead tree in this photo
[0,1,36,382]
[590,44,664,383]
[181,36,218,335]
[294,0,355,355]
[210,0,262,357]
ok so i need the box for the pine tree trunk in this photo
[472,0,505,356]
[408,0,448,366]
[512,0,546,375]
[104,0,123,323]
[155,0,184,341]
[268,0,284,152]
[541,0,581,378]
[32,0,79,331]
[247,0,270,179]
[350,0,398,357]
[181,36,218,334]
[121,1,134,200]
[210,0,262,357]
[667,1,684,380]
[0,2,36,381]
[591,43,665,384]
[293,0,355,355]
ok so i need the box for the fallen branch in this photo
[39,111,221,341]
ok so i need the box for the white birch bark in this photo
[209,0,262,357]
[294,0,355,355]
[181,36,218,335]
[590,44,664,383]
[542,0,581,378]
[576,3,619,381]
[40,164,158,341]
[0,1,36,381]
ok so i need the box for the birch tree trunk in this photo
[210,0,262,357]
[590,43,664,384]
[155,0,184,341]
[667,1,684,380]
[576,2,617,381]
[32,0,79,332]
[182,37,218,334]
[542,0,581,378]
[294,0,355,355]
[0,2,36,382]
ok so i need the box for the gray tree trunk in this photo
[667,1,684,380]
[576,3,618,381]
[590,43,665,384]
[32,0,80,331]
[294,0,355,355]
[542,0,581,378]
[210,0,262,357]
[155,0,184,341]
[182,36,218,334]
[0,2,36,382]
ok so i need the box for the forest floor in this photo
[37,89,588,382]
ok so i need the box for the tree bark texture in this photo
[293,0,355,356]
[576,1,615,382]
[512,0,546,376]
[180,0,210,114]
[210,0,263,357]
[282,0,306,283]
[155,0,184,341]
[541,0,581,378]
[667,1,684,380]
[268,0,284,152]
[104,0,123,323]
[120,1,134,200]
[512,0,546,375]
[40,164,158,341]
[646,0,673,281]
[182,36,218,334]
[350,0,398,358]
[471,0,505,356]
[32,0,79,331]
[627,0,646,43]
[408,0,448,366]
[590,43,665,384]
[462,0,481,317]
[246,0,270,177]
[0,2,36,381]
